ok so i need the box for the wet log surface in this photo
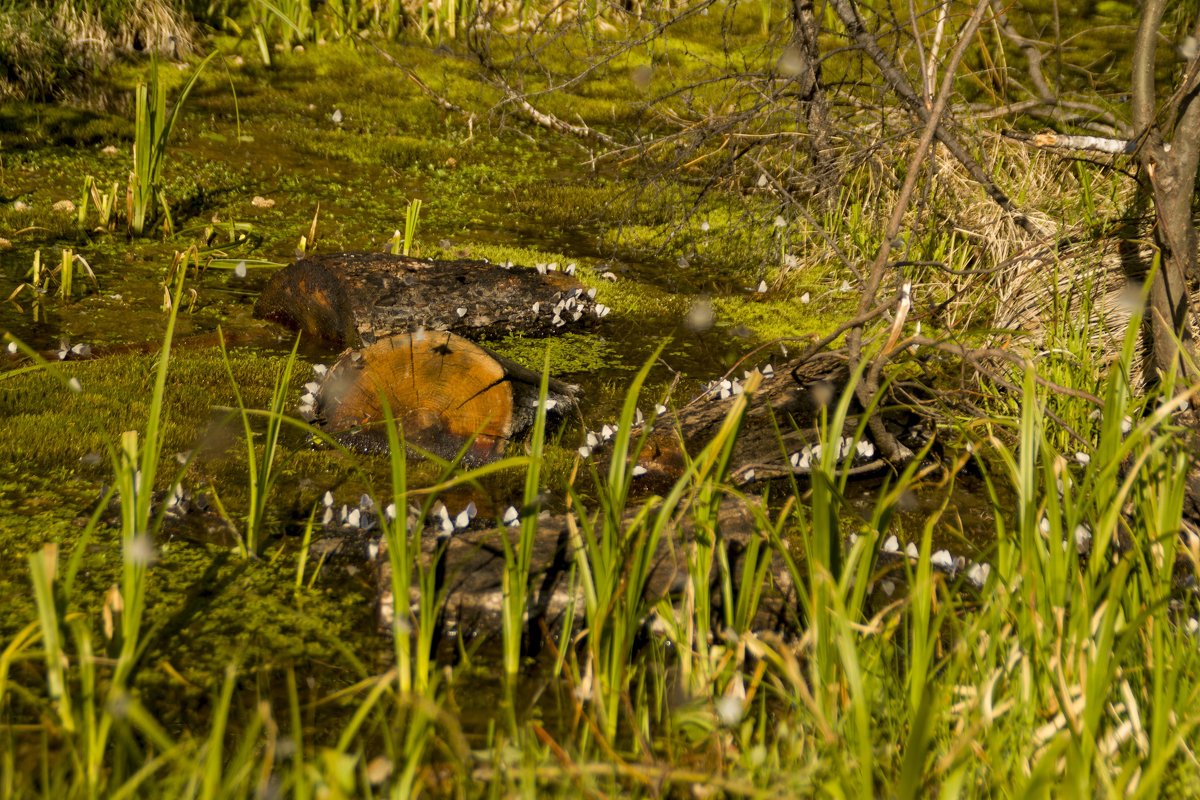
[634,351,932,487]
[312,331,579,460]
[255,252,601,348]
[370,496,805,648]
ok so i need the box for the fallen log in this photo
[629,350,929,487]
[361,495,992,652]
[255,252,603,348]
[371,496,803,646]
[312,331,579,460]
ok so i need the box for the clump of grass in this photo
[215,328,301,558]
[402,197,421,256]
[388,198,423,256]
[0,6,95,101]
[249,0,314,50]
[5,248,98,320]
[0,0,195,100]
[128,52,216,236]
[499,348,552,678]
[79,176,121,232]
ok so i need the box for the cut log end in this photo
[315,331,578,462]
[318,332,516,462]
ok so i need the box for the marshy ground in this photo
[4,1,1200,796]
[0,16,856,730]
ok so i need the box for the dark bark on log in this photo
[634,351,926,488]
[373,496,803,647]
[364,495,995,653]
[255,253,600,348]
[649,352,849,479]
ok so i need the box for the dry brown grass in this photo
[893,133,1154,361]
[0,0,195,100]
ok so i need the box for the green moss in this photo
[134,537,380,693]
[710,290,850,344]
[486,331,626,376]
[0,16,932,723]
[0,102,133,147]
[0,349,283,468]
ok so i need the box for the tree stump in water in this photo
[316,331,578,461]
[255,252,602,348]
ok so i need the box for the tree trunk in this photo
[787,0,837,198]
[1131,1,1200,382]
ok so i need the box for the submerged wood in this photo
[315,331,578,460]
[255,252,599,348]
[372,497,802,643]
[363,494,995,650]
[635,350,927,486]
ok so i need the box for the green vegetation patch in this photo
[486,331,625,375]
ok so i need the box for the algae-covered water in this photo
[0,25,863,718]
[0,0,1146,755]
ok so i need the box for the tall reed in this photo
[218,329,301,557]
[128,53,216,236]
[110,254,188,688]
[500,349,550,678]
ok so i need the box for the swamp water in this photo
[1,29,1001,759]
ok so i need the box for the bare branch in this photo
[826,0,1041,238]
[489,74,617,147]
[1132,0,1165,140]
[843,0,992,463]
[1001,129,1139,155]
[367,41,470,116]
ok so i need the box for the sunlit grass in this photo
[128,53,216,236]
[216,328,301,558]
[0,1,1196,795]
[4,299,1200,795]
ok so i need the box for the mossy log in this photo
[372,496,803,643]
[255,252,601,348]
[314,331,578,461]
